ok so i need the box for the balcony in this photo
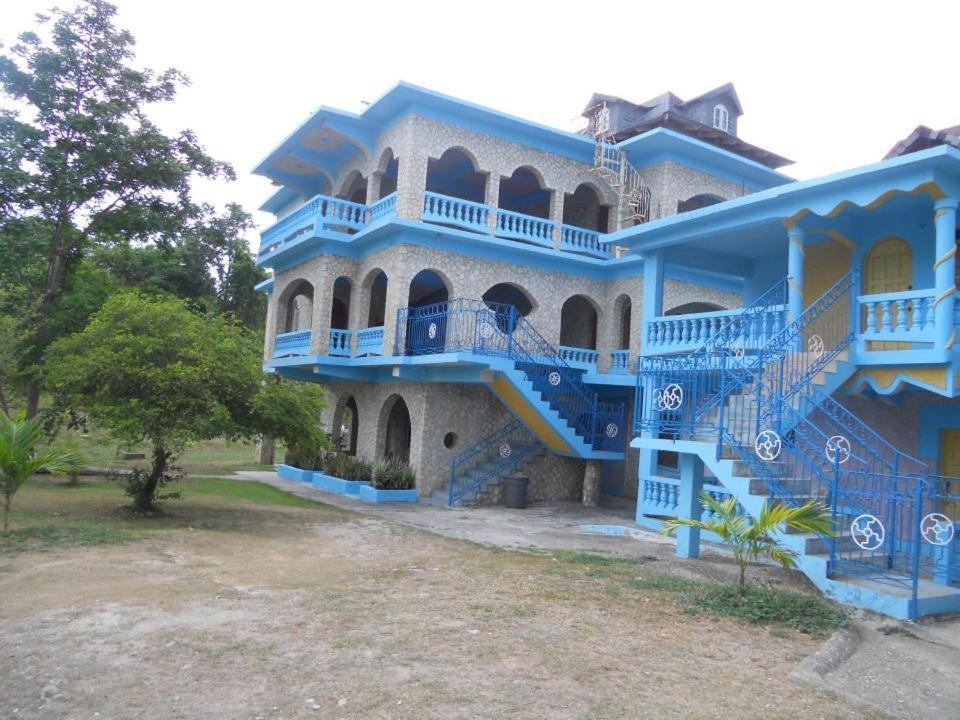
[645,305,786,354]
[259,189,617,264]
[271,326,385,360]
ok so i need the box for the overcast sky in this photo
[2,0,958,247]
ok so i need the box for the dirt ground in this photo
[0,479,882,720]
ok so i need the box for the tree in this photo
[45,291,327,512]
[661,492,834,591]
[0,413,84,531]
[0,0,234,416]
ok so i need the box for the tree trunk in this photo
[25,217,71,420]
[135,446,169,513]
[3,494,10,533]
[738,561,747,592]
[0,384,10,417]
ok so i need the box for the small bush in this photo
[371,458,416,490]
[322,453,372,482]
[283,445,324,471]
[693,584,847,636]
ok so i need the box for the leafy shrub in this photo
[110,463,183,512]
[322,453,372,482]
[693,584,847,636]
[371,458,416,490]
[283,445,324,471]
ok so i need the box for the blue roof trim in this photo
[607,144,960,251]
[259,187,300,214]
[618,127,794,189]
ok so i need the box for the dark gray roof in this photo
[582,83,741,117]
[885,124,960,159]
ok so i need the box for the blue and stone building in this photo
[254,81,960,620]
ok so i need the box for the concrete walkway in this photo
[233,470,960,720]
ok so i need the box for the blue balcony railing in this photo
[260,194,368,256]
[610,349,630,374]
[858,288,936,346]
[355,326,384,356]
[274,330,312,357]
[369,192,397,223]
[495,209,554,247]
[560,224,612,259]
[645,304,786,354]
[559,345,599,371]
[422,191,490,233]
[328,329,352,357]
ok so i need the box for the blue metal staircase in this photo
[396,299,626,458]
[636,271,960,620]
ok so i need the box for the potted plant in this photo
[312,453,372,496]
[359,458,418,503]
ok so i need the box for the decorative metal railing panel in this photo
[559,225,612,259]
[273,330,312,357]
[495,209,554,247]
[449,418,543,506]
[368,192,397,222]
[559,345,599,371]
[422,191,490,233]
[328,329,352,357]
[395,298,625,450]
[354,326,384,357]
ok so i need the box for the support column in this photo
[675,453,705,559]
[582,460,601,507]
[395,148,427,221]
[638,250,665,483]
[549,188,564,247]
[366,173,382,208]
[787,226,805,325]
[933,198,958,351]
[484,173,499,234]
[310,269,334,356]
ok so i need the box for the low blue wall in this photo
[276,464,370,496]
[358,485,418,504]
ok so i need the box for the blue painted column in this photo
[675,452,705,558]
[933,198,958,351]
[638,251,666,485]
[787,226,805,325]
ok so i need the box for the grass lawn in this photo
[53,427,273,477]
[0,476,879,720]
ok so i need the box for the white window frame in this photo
[712,104,729,133]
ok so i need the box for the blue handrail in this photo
[449,419,543,506]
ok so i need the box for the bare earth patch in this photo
[0,479,882,719]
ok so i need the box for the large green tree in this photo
[0,0,236,416]
[45,292,327,512]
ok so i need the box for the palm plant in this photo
[662,491,834,591]
[0,414,85,532]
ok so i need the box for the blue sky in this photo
[2,0,958,246]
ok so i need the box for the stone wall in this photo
[642,161,751,220]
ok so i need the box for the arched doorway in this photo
[406,270,450,353]
[482,282,535,335]
[563,183,609,232]
[665,302,725,316]
[560,295,599,349]
[330,277,351,329]
[864,237,913,350]
[339,171,367,204]
[382,395,411,463]
[334,396,359,456]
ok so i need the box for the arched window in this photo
[365,270,388,328]
[666,302,725,316]
[677,194,725,214]
[378,148,399,199]
[616,295,632,349]
[339,171,367,204]
[712,104,729,133]
[282,280,314,332]
[482,283,535,317]
[560,295,599,349]
[406,270,451,353]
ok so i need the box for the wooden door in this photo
[939,429,960,515]
[864,238,912,350]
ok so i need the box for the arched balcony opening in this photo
[380,394,411,464]
[677,193,725,214]
[333,395,359,456]
[355,270,388,357]
[616,295,632,349]
[425,148,486,203]
[327,276,352,357]
[563,183,610,233]
[273,280,314,358]
[405,269,451,353]
[378,148,399,199]
[559,294,600,370]
[283,280,314,333]
[482,282,536,334]
[666,301,726,316]
[339,171,368,204]
[498,167,550,219]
